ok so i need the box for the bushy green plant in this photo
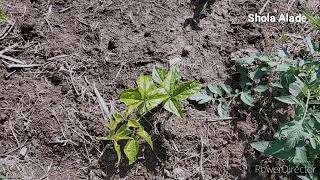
[98,66,202,165]
[250,37,320,180]
[193,36,320,179]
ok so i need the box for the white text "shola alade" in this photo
[248,13,307,23]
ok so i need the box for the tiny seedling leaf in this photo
[152,67,168,84]
[271,81,283,88]
[173,81,202,100]
[189,91,213,104]
[127,119,141,128]
[240,91,255,106]
[217,101,230,118]
[289,82,303,97]
[253,85,268,93]
[220,84,233,94]
[207,84,223,96]
[275,95,299,105]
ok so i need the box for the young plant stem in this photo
[300,89,311,124]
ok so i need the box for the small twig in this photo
[206,117,237,122]
[115,62,125,78]
[93,83,110,121]
[59,6,72,13]
[47,54,69,61]
[9,120,20,147]
[200,135,205,179]
[0,141,26,157]
[76,17,90,27]
[286,33,303,39]
[0,43,20,54]
[0,20,15,40]
[261,109,275,134]
[44,5,53,32]
[0,44,25,64]
[7,63,42,69]
[170,139,179,152]
[44,18,53,32]
[5,70,16,79]
[0,54,25,64]
[259,0,270,14]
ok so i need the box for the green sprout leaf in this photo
[127,119,141,128]
[161,66,181,94]
[217,101,230,118]
[0,9,8,23]
[271,81,283,88]
[120,75,167,114]
[275,95,299,105]
[305,13,320,30]
[114,141,122,163]
[173,81,202,100]
[137,129,153,150]
[207,84,223,96]
[253,85,268,93]
[220,84,233,94]
[152,67,168,84]
[124,139,139,165]
[164,99,184,117]
[189,91,213,104]
[120,89,143,108]
[240,91,255,106]
[289,82,303,97]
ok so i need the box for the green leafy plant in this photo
[190,48,296,117]
[192,36,320,179]
[247,38,320,179]
[98,66,202,165]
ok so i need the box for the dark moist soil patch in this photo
[0,0,319,179]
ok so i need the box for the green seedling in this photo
[98,66,202,165]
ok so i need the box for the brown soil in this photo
[0,0,319,180]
